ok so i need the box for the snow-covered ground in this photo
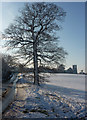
[46,73,85,91]
[3,73,86,119]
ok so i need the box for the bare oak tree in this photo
[4,3,67,85]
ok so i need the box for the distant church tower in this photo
[73,65,77,74]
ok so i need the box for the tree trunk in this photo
[33,42,39,85]
[32,18,39,85]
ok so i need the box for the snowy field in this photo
[3,74,86,119]
[46,73,85,91]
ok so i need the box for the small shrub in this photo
[2,58,12,83]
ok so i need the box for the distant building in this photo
[73,65,77,74]
[66,67,73,74]
[66,65,77,74]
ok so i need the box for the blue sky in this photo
[0,2,85,72]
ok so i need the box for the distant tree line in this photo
[2,53,78,84]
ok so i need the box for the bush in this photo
[2,58,12,83]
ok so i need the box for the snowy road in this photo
[2,74,86,119]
